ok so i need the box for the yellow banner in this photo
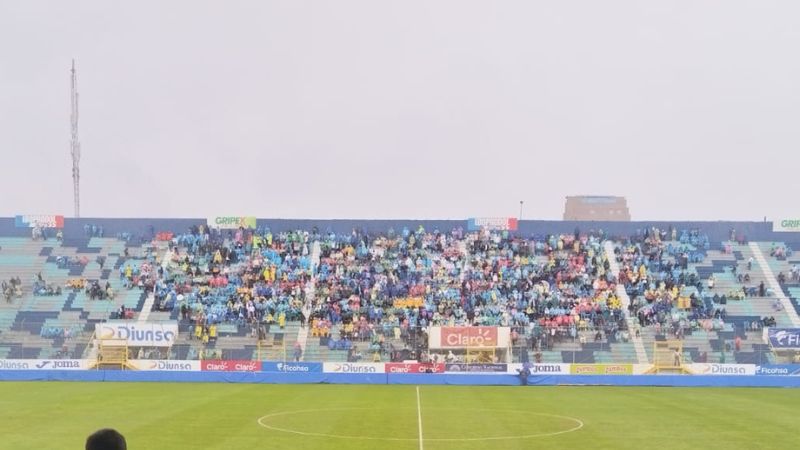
[393,297,424,308]
[570,364,633,375]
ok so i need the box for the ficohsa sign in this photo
[262,362,322,373]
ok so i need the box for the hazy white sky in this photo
[1,1,798,221]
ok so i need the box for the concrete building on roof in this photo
[563,196,631,221]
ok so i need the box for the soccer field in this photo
[0,382,797,450]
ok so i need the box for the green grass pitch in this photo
[0,382,797,449]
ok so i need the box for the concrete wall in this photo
[1,217,797,247]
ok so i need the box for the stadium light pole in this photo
[519,201,524,220]
[70,59,81,218]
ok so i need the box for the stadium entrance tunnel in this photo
[256,407,584,442]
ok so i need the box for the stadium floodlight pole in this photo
[519,200,524,220]
[70,59,81,218]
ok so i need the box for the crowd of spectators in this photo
[158,225,313,345]
[156,224,636,360]
[2,276,22,302]
[616,228,727,339]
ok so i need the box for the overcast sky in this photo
[1,1,798,221]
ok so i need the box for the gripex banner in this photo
[95,322,178,347]
[207,216,257,229]
[766,328,800,350]
[772,219,800,233]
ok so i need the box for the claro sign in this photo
[201,360,261,372]
[385,363,445,374]
[428,326,510,349]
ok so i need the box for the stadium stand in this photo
[1,217,799,366]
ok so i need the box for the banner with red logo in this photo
[385,363,445,374]
[428,326,509,349]
[467,217,518,231]
[15,215,65,229]
[201,360,261,372]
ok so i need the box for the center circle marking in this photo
[256,407,584,441]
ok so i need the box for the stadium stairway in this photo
[749,242,800,327]
[294,240,320,361]
[604,241,649,364]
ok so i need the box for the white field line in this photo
[416,386,424,450]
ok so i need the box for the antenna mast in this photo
[70,59,81,218]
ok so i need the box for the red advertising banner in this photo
[201,360,261,372]
[440,327,498,348]
[385,363,446,374]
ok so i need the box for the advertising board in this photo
[506,363,571,375]
[201,360,261,372]
[766,328,800,350]
[429,326,509,349]
[261,362,323,373]
[755,365,800,376]
[445,363,508,373]
[206,216,257,229]
[95,322,178,347]
[772,219,800,233]
[467,217,518,231]
[570,364,633,375]
[385,363,446,374]
[128,360,200,371]
[688,364,756,376]
[0,359,88,370]
[14,215,64,228]
[322,363,386,374]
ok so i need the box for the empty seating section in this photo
[0,222,798,365]
[0,236,156,358]
[615,229,798,364]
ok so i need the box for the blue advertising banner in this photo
[766,328,800,349]
[755,365,800,376]
[261,362,323,373]
[445,363,508,373]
